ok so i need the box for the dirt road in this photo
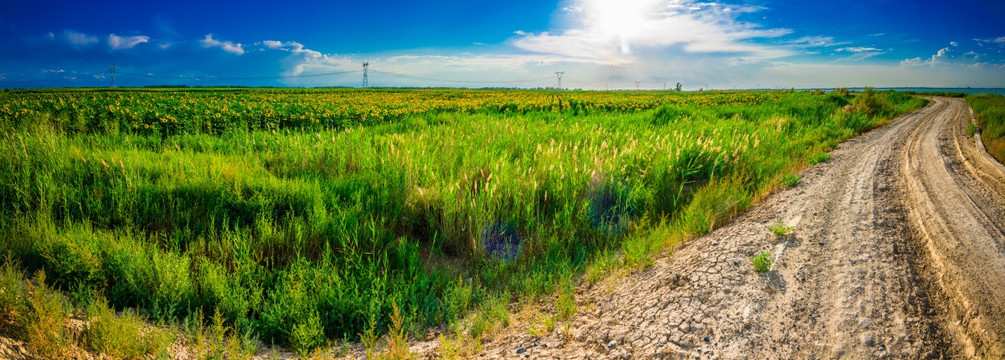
[467,98,1005,359]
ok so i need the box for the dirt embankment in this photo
[450,98,1005,359]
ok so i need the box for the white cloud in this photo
[835,46,885,61]
[64,30,98,46]
[950,41,958,47]
[973,36,1005,45]
[900,57,923,67]
[563,5,583,13]
[509,0,792,65]
[837,47,882,53]
[929,47,950,64]
[790,36,845,47]
[260,40,322,57]
[900,47,955,67]
[201,34,244,55]
[108,34,149,50]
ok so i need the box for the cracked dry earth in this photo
[409,98,1005,359]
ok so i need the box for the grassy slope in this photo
[0,89,924,355]
[966,94,1005,163]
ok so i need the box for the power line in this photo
[109,65,116,88]
[554,71,565,90]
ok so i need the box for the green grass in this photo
[0,89,926,355]
[966,94,1005,163]
[808,152,831,165]
[781,174,800,187]
[751,251,773,273]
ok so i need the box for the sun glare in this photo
[581,0,664,54]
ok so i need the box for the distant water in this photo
[847,88,1005,96]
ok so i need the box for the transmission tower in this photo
[554,71,565,90]
[634,81,641,90]
[109,65,117,88]
[362,60,369,88]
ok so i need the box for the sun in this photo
[580,0,664,54]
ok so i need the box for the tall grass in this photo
[0,89,925,354]
[966,94,1005,163]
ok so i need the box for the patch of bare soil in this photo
[0,336,31,360]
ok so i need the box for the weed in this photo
[751,251,773,273]
[290,311,327,356]
[84,298,175,359]
[437,333,481,360]
[379,302,414,360]
[967,123,977,137]
[781,174,800,187]
[23,270,71,359]
[808,152,831,165]
[554,280,577,321]
[769,220,794,237]
[584,252,618,285]
[525,312,555,338]
[359,314,380,360]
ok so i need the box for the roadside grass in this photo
[966,94,1005,163]
[0,89,926,355]
[781,174,800,187]
[808,152,831,165]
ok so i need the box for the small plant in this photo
[808,152,831,165]
[554,281,577,321]
[525,313,555,338]
[585,252,618,285]
[966,123,977,137]
[85,299,175,359]
[380,302,414,360]
[358,314,380,360]
[781,174,800,187]
[289,311,326,356]
[769,220,794,237]
[751,251,773,273]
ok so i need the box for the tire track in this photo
[899,98,1005,358]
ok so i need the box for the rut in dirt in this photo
[461,98,1005,359]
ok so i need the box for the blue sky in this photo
[1,0,1003,89]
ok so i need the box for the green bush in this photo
[289,311,327,356]
[84,299,175,358]
[852,88,894,119]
